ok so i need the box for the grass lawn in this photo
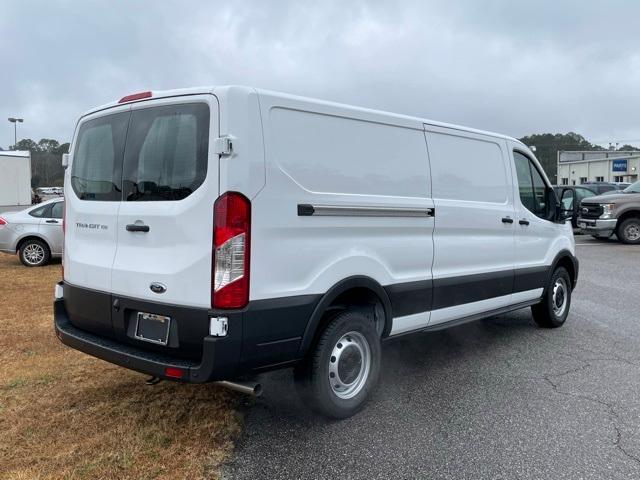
[0,254,240,479]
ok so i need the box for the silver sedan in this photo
[0,198,64,266]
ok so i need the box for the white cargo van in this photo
[54,86,578,418]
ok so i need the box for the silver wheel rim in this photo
[328,331,371,400]
[23,243,45,265]
[552,277,568,317]
[624,223,640,241]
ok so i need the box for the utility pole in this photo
[8,117,24,148]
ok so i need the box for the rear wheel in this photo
[617,217,640,245]
[531,267,571,328]
[294,309,381,419]
[19,239,51,267]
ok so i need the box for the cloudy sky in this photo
[2,0,640,149]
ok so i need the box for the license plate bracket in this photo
[134,312,171,346]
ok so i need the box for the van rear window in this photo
[122,103,210,201]
[71,112,129,201]
[71,103,209,202]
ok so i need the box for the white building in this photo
[0,150,32,206]
[557,150,639,186]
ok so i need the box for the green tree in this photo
[518,132,604,182]
[9,137,68,187]
[618,144,640,151]
[11,138,40,152]
[37,138,60,153]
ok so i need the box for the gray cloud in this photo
[2,0,640,148]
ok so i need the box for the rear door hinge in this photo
[213,136,234,156]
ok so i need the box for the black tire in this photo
[617,217,640,245]
[19,239,51,267]
[294,309,381,419]
[531,267,572,328]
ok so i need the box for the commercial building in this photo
[557,150,639,186]
[0,150,32,206]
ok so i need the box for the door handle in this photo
[519,219,530,226]
[126,224,150,232]
[46,219,59,224]
[501,217,514,224]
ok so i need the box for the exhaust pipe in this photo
[216,380,263,397]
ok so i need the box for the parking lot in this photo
[1,235,639,479]
[223,236,640,479]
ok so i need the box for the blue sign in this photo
[612,159,628,172]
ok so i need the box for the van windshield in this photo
[71,103,210,202]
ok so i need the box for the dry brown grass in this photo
[0,254,241,479]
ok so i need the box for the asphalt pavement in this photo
[222,235,640,479]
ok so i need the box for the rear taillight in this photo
[0,217,6,226]
[118,91,152,103]
[212,192,251,309]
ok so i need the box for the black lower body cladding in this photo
[54,256,578,383]
[54,282,321,382]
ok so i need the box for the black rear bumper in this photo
[54,281,322,381]
[54,295,237,383]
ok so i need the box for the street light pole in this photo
[8,117,24,148]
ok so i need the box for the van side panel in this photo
[215,87,266,200]
[425,127,516,325]
[244,93,435,362]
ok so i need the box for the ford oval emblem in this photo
[150,283,167,294]
[582,207,589,213]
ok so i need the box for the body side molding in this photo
[297,204,434,218]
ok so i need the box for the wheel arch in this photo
[16,235,52,254]
[616,210,640,229]
[547,249,578,292]
[297,276,393,359]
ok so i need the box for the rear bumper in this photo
[577,217,617,236]
[54,290,239,383]
[54,281,320,381]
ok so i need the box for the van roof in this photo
[82,85,525,147]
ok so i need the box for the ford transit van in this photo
[54,86,578,418]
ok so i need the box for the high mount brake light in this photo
[212,192,251,309]
[118,91,152,103]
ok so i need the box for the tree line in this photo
[517,132,639,182]
[3,139,70,188]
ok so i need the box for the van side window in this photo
[71,112,129,201]
[427,131,508,203]
[514,151,550,219]
[122,103,209,201]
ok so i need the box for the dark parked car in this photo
[555,185,598,228]
[580,181,627,195]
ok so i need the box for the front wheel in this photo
[294,309,381,419]
[531,267,572,328]
[617,217,640,245]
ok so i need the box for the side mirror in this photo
[61,153,69,169]
[557,188,574,222]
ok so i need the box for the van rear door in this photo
[65,104,130,293]
[110,95,218,308]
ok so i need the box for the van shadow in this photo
[245,309,542,427]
